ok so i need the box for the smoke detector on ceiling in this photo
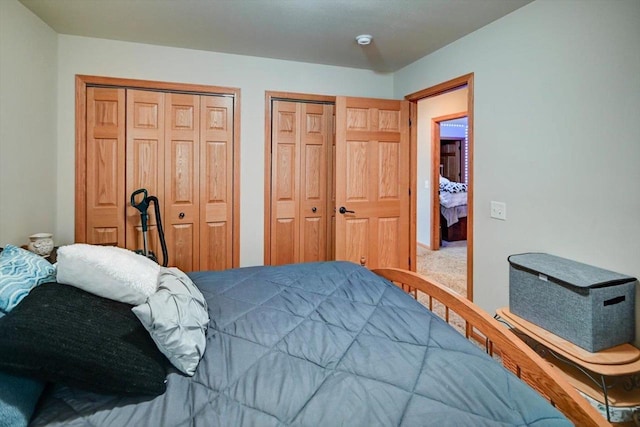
[355,34,372,46]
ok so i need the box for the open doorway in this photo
[407,74,474,301]
[431,113,469,251]
[418,113,469,298]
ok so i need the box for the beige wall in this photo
[0,0,57,247]
[416,89,468,246]
[55,35,394,267]
[394,0,640,341]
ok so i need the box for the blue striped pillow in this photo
[0,245,56,313]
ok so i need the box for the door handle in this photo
[179,212,185,219]
[339,206,355,214]
[311,207,317,213]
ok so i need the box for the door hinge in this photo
[408,257,411,268]
[408,188,411,196]
[409,118,412,127]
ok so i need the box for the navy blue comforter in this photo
[32,261,570,426]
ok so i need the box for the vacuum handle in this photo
[130,188,149,211]
[131,188,150,232]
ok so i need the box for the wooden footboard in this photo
[373,268,608,427]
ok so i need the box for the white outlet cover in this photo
[490,201,507,220]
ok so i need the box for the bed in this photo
[2,260,603,426]
[439,176,468,242]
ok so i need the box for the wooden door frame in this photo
[263,91,335,265]
[405,73,474,301]
[75,75,242,267]
[430,112,467,251]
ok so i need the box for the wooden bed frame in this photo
[373,268,608,427]
[440,213,467,242]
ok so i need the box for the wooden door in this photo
[335,97,410,269]
[85,87,126,246]
[270,101,332,265]
[199,95,234,270]
[441,139,462,182]
[164,93,200,271]
[299,103,332,262]
[270,101,300,265]
[327,107,336,261]
[125,90,165,259]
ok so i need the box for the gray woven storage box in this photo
[508,253,637,352]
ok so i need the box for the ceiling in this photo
[20,0,533,73]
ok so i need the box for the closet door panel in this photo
[328,109,336,260]
[203,222,228,271]
[270,101,299,265]
[200,96,234,270]
[86,87,126,246]
[125,90,165,257]
[299,103,329,262]
[165,93,200,271]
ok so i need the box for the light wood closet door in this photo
[125,90,165,257]
[200,95,234,270]
[164,93,200,272]
[271,101,299,265]
[79,78,239,273]
[270,101,332,265]
[300,103,332,262]
[85,87,126,246]
[327,110,336,261]
[335,97,410,270]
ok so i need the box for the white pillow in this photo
[132,267,209,376]
[56,244,160,305]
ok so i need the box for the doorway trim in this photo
[405,73,474,301]
[74,74,242,267]
[430,112,467,251]
[263,91,335,265]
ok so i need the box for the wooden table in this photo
[497,307,640,424]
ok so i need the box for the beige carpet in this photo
[416,241,467,297]
[415,241,468,332]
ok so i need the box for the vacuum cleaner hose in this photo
[147,195,169,267]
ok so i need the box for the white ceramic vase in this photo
[28,233,54,257]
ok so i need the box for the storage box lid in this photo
[508,253,637,289]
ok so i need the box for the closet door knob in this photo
[311,207,317,213]
[179,212,185,219]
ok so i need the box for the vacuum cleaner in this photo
[130,188,168,267]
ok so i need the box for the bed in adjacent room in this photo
[0,247,604,426]
[439,176,468,242]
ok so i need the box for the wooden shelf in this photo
[547,356,640,407]
[498,307,640,424]
[497,308,640,376]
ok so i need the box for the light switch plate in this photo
[491,201,506,220]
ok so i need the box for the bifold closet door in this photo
[300,103,332,262]
[125,90,201,271]
[164,93,200,272]
[84,85,236,272]
[125,90,165,258]
[85,87,126,246]
[199,95,235,271]
[270,101,332,265]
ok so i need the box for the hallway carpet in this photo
[416,241,467,296]
[415,241,468,332]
